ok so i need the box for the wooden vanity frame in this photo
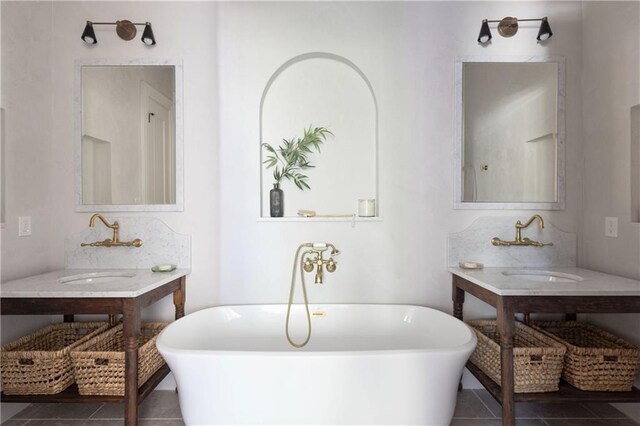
[1,275,186,426]
[452,274,640,426]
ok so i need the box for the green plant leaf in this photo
[262,125,333,189]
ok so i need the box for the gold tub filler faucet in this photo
[286,242,340,348]
[491,214,553,247]
[81,214,143,248]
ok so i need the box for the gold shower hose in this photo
[285,243,313,348]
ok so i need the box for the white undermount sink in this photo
[57,271,136,284]
[502,270,584,283]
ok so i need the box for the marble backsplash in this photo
[66,217,191,269]
[448,216,576,268]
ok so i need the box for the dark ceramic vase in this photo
[270,183,284,217]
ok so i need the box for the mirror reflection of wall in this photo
[632,105,640,223]
[81,65,175,206]
[461,62,559,204]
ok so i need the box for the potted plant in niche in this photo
[262,126,333,217]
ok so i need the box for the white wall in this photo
[579,2,640,421]
[1,3,58,419]
[217,1,582,311]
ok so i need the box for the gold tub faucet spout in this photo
[81,214,143,248]
[491,214,553,247]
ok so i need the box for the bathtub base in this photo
[172,353,462,425]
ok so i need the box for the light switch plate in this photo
[605,217,618,238]
[18,216,31,236]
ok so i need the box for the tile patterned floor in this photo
[2,389,638,425]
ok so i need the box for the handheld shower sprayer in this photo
[285,242,340,348]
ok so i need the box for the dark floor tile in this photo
[138,390,182,419]
[472,389,540,418]
[12,403,104,420]
[545,419,639,426]
[582,403,630,419]
[0,420,29,426]
[454,390,495,418]
[23,421,123,426]
[528,403,599,419]
[139,420,185,426]
[451,419,547,426]
[471,389,619,420]
[90,390,181,420]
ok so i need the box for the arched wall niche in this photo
[259,52,379,219]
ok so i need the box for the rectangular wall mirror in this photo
[454,57,565,210]
[75,59,183,212]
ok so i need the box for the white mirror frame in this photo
[74,58,184,212]
[454,56,566,210]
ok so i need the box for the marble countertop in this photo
[1,268,190,298]
[449,266,640,296]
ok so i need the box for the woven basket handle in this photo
[603,355,618,362]
[18,358,33,365]
[530,355,543,362]
[95,358,109,366]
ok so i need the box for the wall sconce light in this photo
[81,20,156,45]
[477,16,552,45]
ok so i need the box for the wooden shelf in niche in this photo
[257,216,383,223]
[259,52,379,219]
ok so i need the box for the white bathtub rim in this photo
[157,303,477,357]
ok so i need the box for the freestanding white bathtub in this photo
[156,304,476,425]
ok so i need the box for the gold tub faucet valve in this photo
[302,243,339,284]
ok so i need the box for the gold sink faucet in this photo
[302,243,339,284]
[81,214,143,248]
[491,214,553,247]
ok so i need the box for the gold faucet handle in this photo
[326,259,337,273]
[491,237,509,246]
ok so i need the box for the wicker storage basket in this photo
[467,320,566,393]
[531,321,640,391]
[70,323,167,396]
[0,322,110,395]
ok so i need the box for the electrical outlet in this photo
[18,216,32,236]
[605,217,618,238]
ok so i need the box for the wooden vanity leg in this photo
[173,276,186,320]
[123,299,141,426]
[453,279,466,391]
[452,278,465,321]
[497,298,516,426]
